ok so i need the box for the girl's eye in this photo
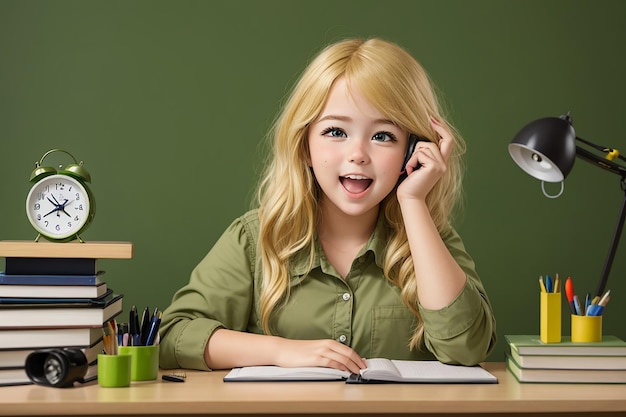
[320,127,346,138]
[372,131,397,142]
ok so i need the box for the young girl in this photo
[159,38,496,373]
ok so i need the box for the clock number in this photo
[34,203,40,211]
[55,224,61,231]
[75,192,80,201]
[67,221,72,228]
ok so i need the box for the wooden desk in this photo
[0,363,625,417]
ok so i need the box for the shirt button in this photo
[338,334,347,343]
[342,292,351,301]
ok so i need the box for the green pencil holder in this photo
[118,345,159,381]
[97,354,131,388]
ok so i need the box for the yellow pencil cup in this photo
[540,292,561,343]
[571,315,602,343]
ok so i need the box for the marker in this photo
[564,277,577,314]
[587,304,604,316]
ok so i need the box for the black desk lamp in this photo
[508,113,626,297]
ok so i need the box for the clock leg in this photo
[34,233,42,242]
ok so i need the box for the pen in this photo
[573,295,582,316]
[117,323,124,348]
[545,275,553,293]
[140,306,150,346]
[119,322,129,346]
[129,305,140,346]
[584,293,591,315]
[145,310,162,346]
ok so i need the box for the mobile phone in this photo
[402,134,431,172]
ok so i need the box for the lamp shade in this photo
[508,115,577,182]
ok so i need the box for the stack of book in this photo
[505,334,626,383]
[0,240,132,386]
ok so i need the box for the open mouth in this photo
[340,175,373,194]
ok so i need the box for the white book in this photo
[0,340,104,368]
[0,293,122,329]
[0,282,107,298]
[0,327,103,349]
[510,345,626,370]
[224,359,497,384]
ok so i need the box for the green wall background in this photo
[1,0,625,361]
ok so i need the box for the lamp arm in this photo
[595,185,626,297]
[575,139,626,178]
[573,138,626,297]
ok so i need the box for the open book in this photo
[223,359,497,384]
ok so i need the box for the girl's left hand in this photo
[396,117,453,201]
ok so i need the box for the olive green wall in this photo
[1,0,625,361]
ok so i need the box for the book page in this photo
[224,366,349,381]
[392,360,497,382]
[361,358,401,380]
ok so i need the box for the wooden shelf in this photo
[0,240,133,259]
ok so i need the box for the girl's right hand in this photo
[273,338,367,374]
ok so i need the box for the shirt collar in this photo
[289,214,388,277]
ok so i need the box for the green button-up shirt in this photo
[159,209,496,370]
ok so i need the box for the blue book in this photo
[0,271,104,286]
[0,289,113,306]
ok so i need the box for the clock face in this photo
[25,174,93,241]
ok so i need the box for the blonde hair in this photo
[256,38,466,349]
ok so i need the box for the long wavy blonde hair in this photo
[256,38,466,349]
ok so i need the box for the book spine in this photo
[0,274,100,286]
[5,258,97,276]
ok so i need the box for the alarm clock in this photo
[25,149,95,242]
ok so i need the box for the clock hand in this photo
[43,207,60,218]
[59,199,72,217]
[50,194,62,206]
[43,197,63,218]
